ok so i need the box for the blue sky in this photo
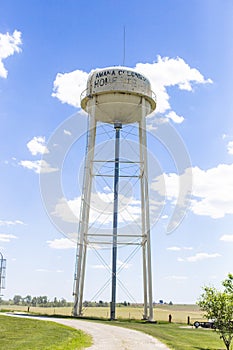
[0,0,233,305]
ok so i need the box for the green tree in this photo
[24,295,32,305]
[60,298,67,307]
[41,296,48,306]
[53,297,58,307]
[13,295,22,305]
[198,274,233,350]
[31,297,37,306]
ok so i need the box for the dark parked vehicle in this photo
[193,320,216,329]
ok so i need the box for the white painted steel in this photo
[81,67,156,124]
[140,109,154,322]
[139,119,148,320]
[73,109,97,317]
[73,66,156,319]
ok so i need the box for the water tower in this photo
[0,252,6,296]
[73,67,156,321]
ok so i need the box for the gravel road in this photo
[7,314,170,349]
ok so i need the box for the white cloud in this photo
[103,186,111,192]
[167,246,193,251]
[154,163,233,219]
[0,30,22,78]
[64,129,72,136]
[53,193,142,226]
[161,214,168,219]
[185,252,221,262]
[27,136,49,156]
[220,234,233,242]
[191,165,233,218]
[52,197,81,224]
[19,160,58,174]
[135,55,212,116]
[0,220,25,226]
[47,238,76,249]
[177,257,185,262]
[227,141,233,155]
[167,246,181,251]
[165,275,188,280]
[52,56,212,124]
[0,234,17,242]
[52,69,89,107]
[165,111,184,124]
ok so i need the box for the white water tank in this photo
[81,67,156,124]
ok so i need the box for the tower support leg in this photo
[139,123,148,320]
[139,99,154,322]
[73,110,96,317]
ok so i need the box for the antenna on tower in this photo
[123,26,126,66]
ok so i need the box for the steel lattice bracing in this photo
[73,104,154,320]
[73,67,156,320]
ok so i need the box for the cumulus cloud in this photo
[19,160,58,174]
[0,234,17,242]
[52,193,142,226]
[36,268,50,272]
[165,111,184,124]
[154,163,233,219]
[220,234,233,242]
[47,238,76,249]
[167,246,192,251]
[136,56,212,115]
[165,275,188,280]
[19,136,55,174]
[52,197,81,224]
[167,246,181,251]
[185,252,221,262]
[27,136,49,156]
[64,129,72,136]
[52,69,89,107]
[227,141,233,155]
[0,30,22,78]
[191,164,233,218]
[0,219,25,226]
[52,56,212,124]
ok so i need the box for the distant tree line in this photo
[83,300,131,307]
[0,295,72,307]
[0,297,132,308]
[0,296,173,308]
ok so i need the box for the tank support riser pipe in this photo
[110,123,122,320]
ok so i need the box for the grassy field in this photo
[0,314,92,350]
[0,308,225,350]
[107,321,224,350]
[0,304,205,324]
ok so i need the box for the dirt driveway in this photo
[7,314,170,349]
[52,317,170,349]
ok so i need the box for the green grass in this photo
[0,315,92,350]
[0,309,226,350]
[100,320,225,350]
